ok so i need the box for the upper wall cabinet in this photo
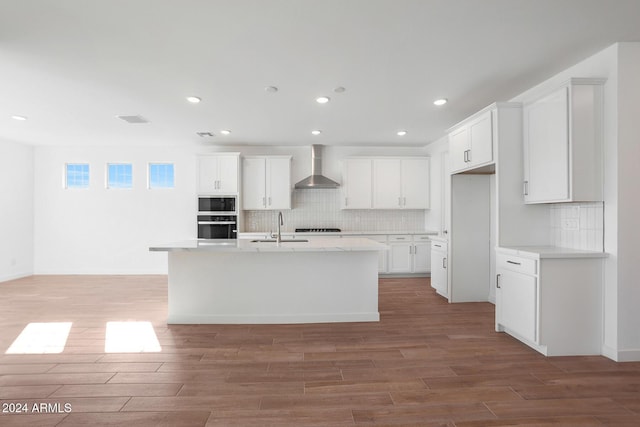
[341,158,373,209]
[523,78,605,204]
[449,109,493,173]
[197,153,240,194]
[373,158,430,209]
[342,157,430,210]
[242,156,292,210]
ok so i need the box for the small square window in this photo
[148,163,175,189]
[107,163,133,189]
[65,163,90,189]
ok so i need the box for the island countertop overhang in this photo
[149,236,388,253]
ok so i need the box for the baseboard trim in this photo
[167,312,380,325]
[602,346,640,362]
[0,272,32,283]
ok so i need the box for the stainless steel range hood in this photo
[294,145,340,189]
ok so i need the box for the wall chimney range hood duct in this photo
[294,145,340,189]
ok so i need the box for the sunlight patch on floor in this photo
[104,321,162,353]
[5,322,73,354]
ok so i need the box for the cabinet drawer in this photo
[413,234,431,242]
[431,240,448,252]
[388,235,411,242]
[497,253,536,275]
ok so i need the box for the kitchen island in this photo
[150,237,387,324]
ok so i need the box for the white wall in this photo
[616,43,640,359]
[0,140,34,282]
[33,146,196,274]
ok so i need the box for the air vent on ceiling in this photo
[196,132,215,137]
[116,115,149,124]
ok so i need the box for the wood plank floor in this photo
[1,275,639,426]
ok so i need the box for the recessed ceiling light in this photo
[220,130,231,135]
[333,87,346,93]
[311,130,322,136]
[434,98,448,106]
[397,130,407,136]
[186,96,201,104]
[265,86,278,93]
[11,115,27,121]
[316,96,330,104]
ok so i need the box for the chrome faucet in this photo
[276,211,284,243]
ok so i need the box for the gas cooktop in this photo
[295,228,341,233]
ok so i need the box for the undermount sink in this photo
[251,239,309,243]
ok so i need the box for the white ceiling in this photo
[2,0,640,148]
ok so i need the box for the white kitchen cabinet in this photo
[448,109,493,174]
[412,235,431,272]
[495,248,603,356]
[372,158,430,209]
[388,234,431,274]
[341,158,372,209]
[197,153,240,194]
[388,236,412,273]
[430,239,447,297]
[523,78,605,204]
[497,266,537,343]
[242,156,291,210]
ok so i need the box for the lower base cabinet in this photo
[388,235,431,274]
[495,248,603,356]
[497,269,537,343]
[430,240,448,297]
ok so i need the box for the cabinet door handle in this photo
[344,197,348,206]
[523,181,529,196]
[268,197,272,206]
[463,150,468,163]
[262,197,266,207]
[443,257,447,269]
[467,149,471,163]
[403,197,407,206]
[414,245,417,254]
[398,197,402,206]
[434,244,441,248]
[496,273,501,288]
[506,260,521,266]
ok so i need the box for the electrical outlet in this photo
[562,218,580,231]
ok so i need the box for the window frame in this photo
[64,163,90,189]
[106,163,133,189]
[147,162,175,189]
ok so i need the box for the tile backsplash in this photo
[243,189,425,232]
[550,202,604,251]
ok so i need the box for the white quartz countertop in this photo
[497,245,608,259]
[150,237,389,253]
[239,230,439,237]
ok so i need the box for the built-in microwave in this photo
[197,215,237,239]
[198,196,237,214]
